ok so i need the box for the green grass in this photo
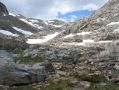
[80,46,104,52]
[9,86,37,90]
[9,80,70,90]
[16,56,43,64]
[76,74,107,83]
[41,80,70,90]
[87,84,119,90]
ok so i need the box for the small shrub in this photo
[78,74,107,83]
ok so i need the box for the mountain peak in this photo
[0,2,9,16]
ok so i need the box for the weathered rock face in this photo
[0,50,46,86]
[0,2,8,16]
[0,85,9,90]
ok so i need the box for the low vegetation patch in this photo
[16,56,43,64]
[40,80,70,90]
[75,74,107,83]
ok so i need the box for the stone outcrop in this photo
[0,2,8,16]
[0,50,46,86]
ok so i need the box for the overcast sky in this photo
[1,0,108,21]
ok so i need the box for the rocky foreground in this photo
[0,49,119,90]
[0,50,47,89]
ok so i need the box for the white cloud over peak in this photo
[1,0,108,20]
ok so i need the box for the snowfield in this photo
[13,27,33,35]
[63,32,91,39]
[20,18,43,30]
[76,32,91,35]
[62,39,95,46]
[62,40,114,46]
[43,20,62,28]
[107,21,119,26]
[97,40,113,43]
[29,19,39,23]
[9,13,16,17]
[83,39,95,43]
[114,29,119,32]
[27,32,59,44]
[63,34,75,38]
[0,30,18,36]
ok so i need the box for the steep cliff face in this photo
[0,2,8,16]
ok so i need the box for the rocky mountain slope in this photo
[0,0,118,61]
[22,0,118,62]
[0,0,118,64]
[0,2,66,52]
[0,1,66,37]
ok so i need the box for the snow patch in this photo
[76,32,91,35]
[114,29,119,33]
[13,27,33,35]
[62,39,95,46]
[20,18,43,29]
[63,34,74,38]
[43,21,49,25]
[0,30,18,36]
[43,20,62,28]
[9,13,16,17]
[29,19,39,23]
[3,14,7,16]
[96,18,105,22]
[20,18,33,26]
[83,39,95,43]
[97,40,113,43]
[63,32,91,39]
[27,32,59,44]
[107,21,119,26]
[33,24,43,29]
[51,25,62,28]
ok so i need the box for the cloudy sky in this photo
[1,0,108,22]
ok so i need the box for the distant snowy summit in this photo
[0,2,66,37]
